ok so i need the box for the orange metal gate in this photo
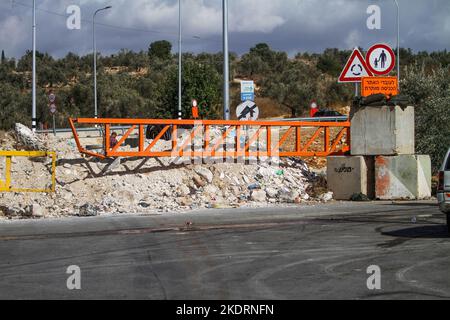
[69,118,350,159]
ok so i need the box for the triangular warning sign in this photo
[338,48,373,83]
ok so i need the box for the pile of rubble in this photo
[0,124,333,219]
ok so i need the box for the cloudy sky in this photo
[0,0,449,59]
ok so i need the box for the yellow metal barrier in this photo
[0,150,56,193]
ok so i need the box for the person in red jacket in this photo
[192,99,199,119]
[310,101,319,117]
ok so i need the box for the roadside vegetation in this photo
[0,42,449,170]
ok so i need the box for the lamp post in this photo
[93,5,111,119]
[223,0,230,120]
[394,0,400,90]
[32,0,36,132]
[178,0,182,119]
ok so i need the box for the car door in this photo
[443,150,450,192]
[439,150,450,207]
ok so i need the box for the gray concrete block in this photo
[351,105,415,156]
[375,155,431,200]
[327,156,375,200]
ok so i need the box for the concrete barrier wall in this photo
[327,156,374,200]
[375,155,431,200]
[351,106,415,156]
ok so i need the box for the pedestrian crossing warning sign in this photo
[338,48,373,83]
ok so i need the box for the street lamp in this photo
[223,0,230,120]
[394,0,400,90]
[32,0,36,131]
[93,5,112,119]
[178,0,182,119]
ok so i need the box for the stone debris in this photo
[0,123,331,219]
[30,204,44,217]
[251,190,266,202]
[78,203,99,217]
[14,123,47,151]
[318,191,334,202]
[194,167,213,184]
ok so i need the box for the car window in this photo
[446,152,450,171]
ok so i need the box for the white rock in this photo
[194,167,213,183]
[284,174,296,184]
[30,204,44,217]
[265,187,278,198]
[302,193,310,201]
[319,192,334,202]
[278,188,300,203]
[107,157,122,172]
[177,184,191,197]
[258,167,272,178]
[14,123,46,150]
[232,176,241,186]
[204,185,219,195]
[251,190,266,202]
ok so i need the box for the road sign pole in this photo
[178,0,182,120]
[52,114,56,136]
[223,0,230,120]
[355,83,359,97]
[394,0,400,91]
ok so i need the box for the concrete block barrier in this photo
[375,155,431,200]
[327,156,375,200]
[351,105,415,156]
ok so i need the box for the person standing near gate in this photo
[310,101,319,118]
[110,132,118,148]
[191,99,199,120]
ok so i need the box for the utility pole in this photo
[394,0,400,90]
[178,0,182,119]
[32,0,36,132]
[223,0,230,120]
[93,6,112,119]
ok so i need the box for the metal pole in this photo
[93,6,111,119]
[394,0,400,90]
[355,83,359,97]
[52,114,56,136]
[32,0,36,132]
[178,0,182,119]
[93,15,97,119]
[223,0,230,120]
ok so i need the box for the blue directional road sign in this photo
[240,80,255,102]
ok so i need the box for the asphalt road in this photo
[0,201,449,300]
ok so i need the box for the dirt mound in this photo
[0,124,332,219]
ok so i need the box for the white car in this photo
[437,148,450,232]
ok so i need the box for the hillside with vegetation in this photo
[0,41,449,170]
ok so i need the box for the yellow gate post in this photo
[0,150,56,193]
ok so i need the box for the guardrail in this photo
[0,150,56,193]
[36,126,132,136]
[280,116,349,122]
[69,118,351,159]
[36,117,349,135]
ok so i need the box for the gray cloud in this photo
[0,0,449,59]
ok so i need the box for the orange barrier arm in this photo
[69,118,351,159]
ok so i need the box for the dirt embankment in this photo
[0,125,332,219]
